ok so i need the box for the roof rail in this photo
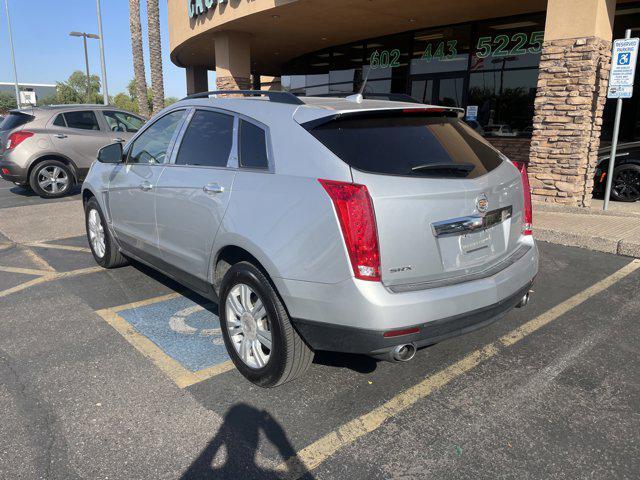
[182,90,304,105]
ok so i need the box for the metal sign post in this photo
[604,29,638,210]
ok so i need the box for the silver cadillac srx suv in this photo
[82,91,538,387]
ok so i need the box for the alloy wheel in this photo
[612,169,640,201]
[87,209,106,258]
[225,283,272,369]
[38,166,69,194]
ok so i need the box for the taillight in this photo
[512,161,532,235]
[6,131,33,150]
[318,179,381,281]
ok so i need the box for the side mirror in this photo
[98,142,124,164]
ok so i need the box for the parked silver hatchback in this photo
[0,105,144,197]
[82,91,538,387]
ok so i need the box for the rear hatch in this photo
[305,108,526,288]
[0,111,34,159]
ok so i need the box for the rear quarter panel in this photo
[211,170,353,285]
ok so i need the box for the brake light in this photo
[6,131,33,150]
[512,161,532,235]
[318,179,381,281]
[402,107,446,113]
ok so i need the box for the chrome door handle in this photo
[203,183,224,194]
[139,181,153,191]
[55,133,67,139]
[112,137,125,143]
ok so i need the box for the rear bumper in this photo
[0,157,28,184]
[276,238,538,354]
[293,282,532,355]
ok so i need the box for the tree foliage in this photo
[0,92,18,113]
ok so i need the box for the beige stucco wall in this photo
[168,0,297,66]
[544,0,617,41]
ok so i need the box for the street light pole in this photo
[70,31,100,104]
[95,0,109,105]
[82,34,91,102]
[4,0,21,107]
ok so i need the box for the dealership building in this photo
[168,0,640,206]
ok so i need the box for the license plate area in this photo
[460,229,491,254]
[433,206,512,272]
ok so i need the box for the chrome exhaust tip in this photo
[516,292,530,308]
[391,343,416,362]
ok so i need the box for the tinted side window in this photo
[128,110,185,165]
[175,110,233,167]
[103,110,144,132]
[52,114,66,127]
[63,111,100,130]
[239,120,269,169]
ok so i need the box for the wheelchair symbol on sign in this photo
[169,304,225,345]
[618,52,631,65]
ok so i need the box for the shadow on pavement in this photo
[314,350,378,374]
[8,185,81,198]
[181,403,312,480]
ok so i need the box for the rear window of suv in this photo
[0,112,34,131]
[305,111,503,179]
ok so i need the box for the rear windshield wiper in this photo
[410,162,476,177]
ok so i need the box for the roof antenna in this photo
[346,65,371,104]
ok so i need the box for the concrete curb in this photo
[535,228,640,258]
[533,201,640,218]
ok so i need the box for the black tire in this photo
[610,163,640,202]
[84,197,128,268]
[29,160,74,198]
[219,261,314,387]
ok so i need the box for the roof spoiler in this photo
[300,106,464,130]
[182,90,304,106]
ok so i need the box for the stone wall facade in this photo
[486,138,531,164]
[528,37,611,207]
[216,76,251,91]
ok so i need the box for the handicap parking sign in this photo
[609,37,640,98]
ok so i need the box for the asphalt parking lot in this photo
[0,180,639,479]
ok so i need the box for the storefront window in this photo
[280,13,545,137]
[469,69,538,135]
[411,25,471,75]
[471,17,545,71]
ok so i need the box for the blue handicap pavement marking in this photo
[117,296,229,372]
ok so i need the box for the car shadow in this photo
[180,403,313,480]
[313,350,378,374]
[8,185,81,198]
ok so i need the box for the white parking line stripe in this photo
[276,259,640,479]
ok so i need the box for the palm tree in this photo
[147,0,165,115]
[129,0,149,117]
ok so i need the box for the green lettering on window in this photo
[369,49,401,69]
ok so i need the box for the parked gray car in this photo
[0,105,144,197]
[82,91,538,387]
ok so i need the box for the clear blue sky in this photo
[0,0,211,99]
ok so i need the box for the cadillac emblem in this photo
[476,194,489,214]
